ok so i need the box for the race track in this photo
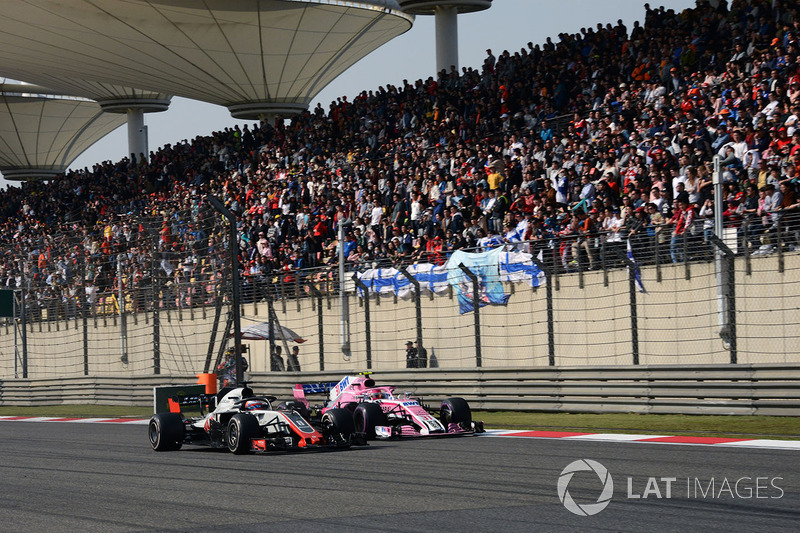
[0,422,797,532]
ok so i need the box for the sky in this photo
[0,0,695,189]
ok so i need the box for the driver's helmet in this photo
[244,399,267,411]
[369,391,388,400]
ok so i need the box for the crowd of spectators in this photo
[2,0,800,318]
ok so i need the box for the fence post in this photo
[683,231,691,280]
[118,254,128,365]
[532,258,555,366]
[617,250,639,365]
[208,195,244,384]
[203,286,225,373]
[709,235,737,364]
[80,250,89,376]
[152,251,161,375]
[399,268,424,358]
[295,275,301,312]
[458,263,481,368]
[353,275,372,370]
[280,278,287,314]
[16,286,28,378]
[654,231,662,283]
[307,284,325,371]
[267,290,276,371]
[743,217,752,277]
[777,216,784,274]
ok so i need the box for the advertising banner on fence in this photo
[356,247,544,314]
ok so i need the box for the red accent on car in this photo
[168,398,180,413]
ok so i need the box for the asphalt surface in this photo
[0,422,797,532]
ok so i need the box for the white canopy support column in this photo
[435,5,459,73]
[126,107,148,163]
[95,96,170,165]
[399,1,492,76]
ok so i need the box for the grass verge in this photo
[478,412,800,440]
[0,406,797,440]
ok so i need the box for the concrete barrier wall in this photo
[2,365,799,415]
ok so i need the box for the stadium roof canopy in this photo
[0,83,126,181]
[0,0,414,119]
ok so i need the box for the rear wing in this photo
[167,392,209,413]
[165,384,276,413]
[293,382,338,407]
[293,374,374,406]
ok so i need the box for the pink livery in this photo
[291,374,484,440]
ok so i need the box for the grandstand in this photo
[1,0,800,412]
[0,83,128,180]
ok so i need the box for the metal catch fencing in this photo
[1,209,800,379]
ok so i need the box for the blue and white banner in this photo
[394,263,450,298]
[357,264,449,299]
[445,248,512,314]
[356,247,545,313]
[498,250,545,288]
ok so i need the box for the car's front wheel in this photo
[353,402,387,439]
[440,397,472,428]
[226,413,259,454]
[321,408,355,441]
[149,413,185,451]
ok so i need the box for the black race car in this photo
[148,385,362,454]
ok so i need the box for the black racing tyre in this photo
[226,413,260,454]
[321,408,355,439]
[353,402,387,439]
[277,401,310,420]
[149,413,185,451]
[440,397,471,427]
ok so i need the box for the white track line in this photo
[478,429,800,450]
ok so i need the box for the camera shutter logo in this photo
[557,459,614,516]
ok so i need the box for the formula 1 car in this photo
[286,374,484,439]
[148,385,362,454]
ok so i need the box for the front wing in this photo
[374,420,484,439]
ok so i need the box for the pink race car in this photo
[286,374,484,439]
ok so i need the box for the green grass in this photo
[478,412,800,440]
[0,405,159,418]
[1,406,797,440]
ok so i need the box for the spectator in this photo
[405,341,418,369]
[2,0,800,311]
[271,345,285,372]
[216,349,248,389]
[287,345,301,372]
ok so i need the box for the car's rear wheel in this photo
[149,413,185,451]
[321,408,355,440]
[440,397,471,428]
[226,413,259,454]
[353,402,387,439]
